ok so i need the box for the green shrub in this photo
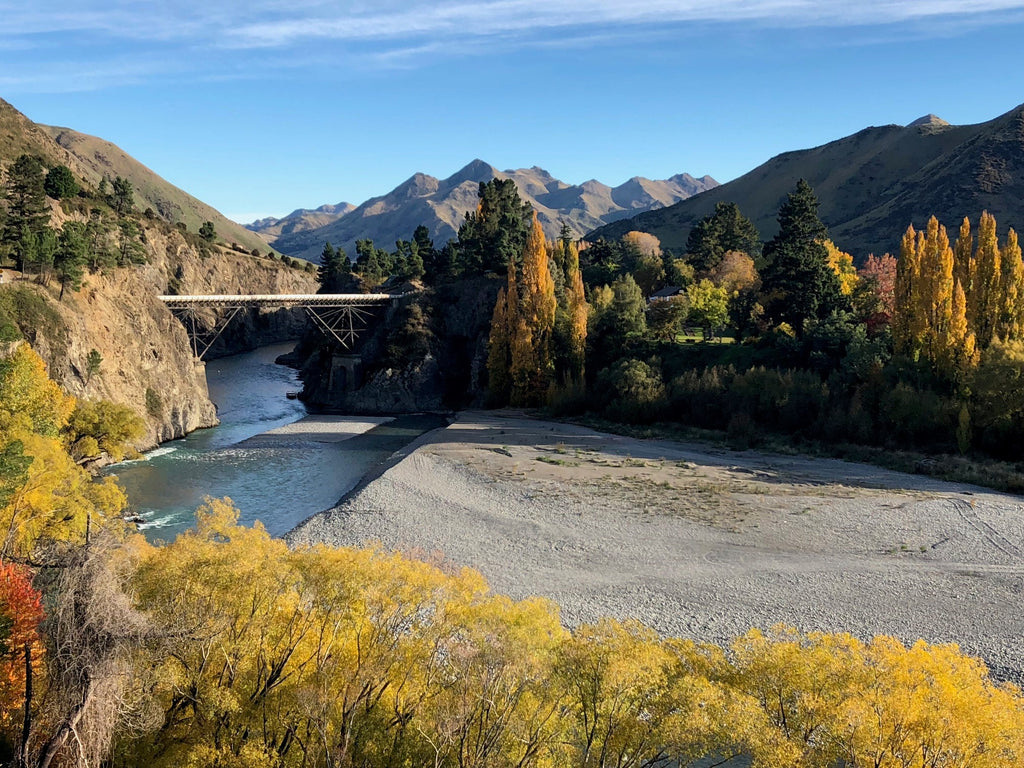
[145,387,163,418]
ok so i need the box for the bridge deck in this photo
[159,293,398,308]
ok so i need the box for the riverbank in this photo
[288,410,1024,684]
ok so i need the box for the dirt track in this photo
[288,412,1024,683]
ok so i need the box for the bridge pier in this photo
[328,354,363,391]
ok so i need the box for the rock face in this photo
[0,95,318,449]
[11,224,317,450]
[298,278,500,414]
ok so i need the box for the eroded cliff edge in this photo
[4,223,316,450]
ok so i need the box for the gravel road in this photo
[287,412,1024,683]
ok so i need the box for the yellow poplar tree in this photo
[998,227,1024,341]
[824,239,858,296]
[508,213,556,406]
[892,225,920,355]
[487,281,512,405]
[920,216,954,365]
[565,240,588,384]
[944,279,978,379]
[953,216,973,301]
[969,211,1001,348]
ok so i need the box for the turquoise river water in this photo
[107,343,443,542]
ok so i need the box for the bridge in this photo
[159,293,405,359]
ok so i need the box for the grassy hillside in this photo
[41,125,273,255]
[0,98,80,170]
[590,105,1024,259]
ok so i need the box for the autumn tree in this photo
[550,233,589,387]
[712,250,758,296]
[556,620,676,768]
[687,279,730,340]
[0,562,44,760]
[824,239,858,296]
[854,253,896,332]
[511,214,556,405]
[0,344,126,560]
[997,228,1024,341]
[969,211,1001,348]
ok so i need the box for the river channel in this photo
[108,343,444,542]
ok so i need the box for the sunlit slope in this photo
[590,105,1024,259]
[266,159,717,262]
[40,123,272,254]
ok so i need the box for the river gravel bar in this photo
[260,415,394,442]
[288,411,1024,683]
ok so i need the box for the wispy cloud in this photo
[2,0,1023,90]
[3,1,1024,45]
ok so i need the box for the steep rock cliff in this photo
[3,222,317,449]
[298,278,499,414]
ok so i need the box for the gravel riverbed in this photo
[287,412,1024,683]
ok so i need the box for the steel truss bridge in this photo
[159,293,403,359]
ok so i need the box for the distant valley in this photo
[246,160,717,262]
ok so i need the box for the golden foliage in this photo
[0,344,126,559]
[824,240,859,296]
[565,239,588,384]
[713,250,759,296]
[622,230,662,257]
[123,517,1024,768]
[487,212,559,407]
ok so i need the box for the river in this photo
[108,343,444,542]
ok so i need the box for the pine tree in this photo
[760,180,842,334]
[686,201,761,272]
[111,176,134,215]
[318,241,338,290]
[54,221,88,300]
[1,154,50,269]
[456,179,533,276]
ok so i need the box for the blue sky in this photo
[2,1,1024,223]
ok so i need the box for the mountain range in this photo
[246,160,718,262]
[0,97,271,255]
[590,106,1024,259]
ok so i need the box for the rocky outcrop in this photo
[7,222,317,450]
[298,278,499,414]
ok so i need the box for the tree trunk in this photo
[19,642,32,768]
